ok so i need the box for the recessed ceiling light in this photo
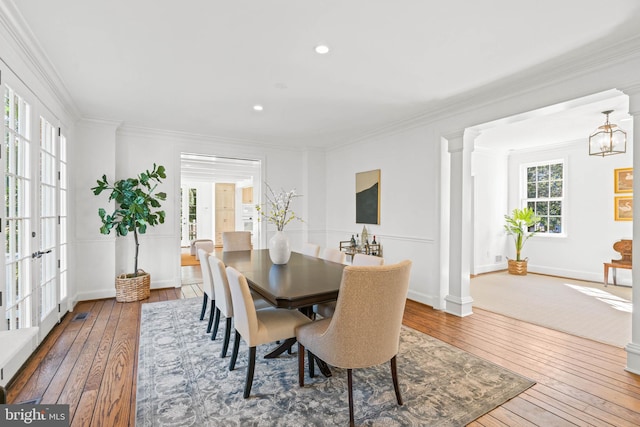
[253,105,264,111]
[315,45,330,54]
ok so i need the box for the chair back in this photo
[301,243,320,257]
[352,253,384,266]
[321,247,346,264]
[324,260,412,368]
[226,266,259,345]
[222,231,252,251]
[197,248,214,298]
[209,255,233,317]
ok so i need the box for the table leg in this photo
[613,267,617,286]
[604,264,609,287]
[264,337,297,359]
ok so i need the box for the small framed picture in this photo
[614,196,633,221]
[614,168,633,193]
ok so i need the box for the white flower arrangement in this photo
[255,184,303,231]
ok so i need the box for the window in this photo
[524,161,564,234]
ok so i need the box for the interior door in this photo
[2,69,67,339]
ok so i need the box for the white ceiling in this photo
[9,0,640,149]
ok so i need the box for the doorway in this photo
[180,153,262,249]
[1,71,68,340]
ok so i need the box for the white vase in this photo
[269,231,291,264]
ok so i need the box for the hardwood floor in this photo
[6,291,640,426]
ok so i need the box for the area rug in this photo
[136,298,534,426]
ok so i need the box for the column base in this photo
[444,295,474,317]
[625,342,640,375]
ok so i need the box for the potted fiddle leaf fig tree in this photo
[504,207,540,275]
[92,164,167,301]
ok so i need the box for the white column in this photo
[625,85,640,374]
[445,130,474,317]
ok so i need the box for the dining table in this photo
[216,248,346,376]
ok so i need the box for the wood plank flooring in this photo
[5,290,640,426]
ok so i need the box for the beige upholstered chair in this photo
[296,260,412,426]
[197,248,215,332]
[226,266,312,398]
[193,239,214,259]
[222,231,252,251]
[208,255,270,357]
[320,247,346,264]
[315,254,385,319]
[301,243,320,257]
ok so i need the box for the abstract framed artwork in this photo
[356,169,380,224]
[614,167,633,193]
[614,196,633,221]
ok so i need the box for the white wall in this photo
[472,147,509,274]
[325,127,441,307]
[73,125,316,299]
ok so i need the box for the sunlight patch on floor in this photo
[564,283,632,313]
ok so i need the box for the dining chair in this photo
[193,239,214,260]
[226,266,312,398]
[222,231,252,251]
[320,247,346,264]
[207,254,270,357]
[315,254,385,319]
[197,248,215,333]
[301,243,320,257]
[296,260,412,427]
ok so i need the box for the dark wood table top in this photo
[217,249,346,309]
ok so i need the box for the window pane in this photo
[527,167,536,183]
[536,201,548,215]
[538,217,548,232]
[538,181,549,197]
[550,163,563,180]
[537,165,549,181]
[527,201,535,211]
[549,201,562,215]
[527,183,536,198]
[550,181,563,197]
[549,217,561,233]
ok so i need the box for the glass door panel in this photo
[3,85,33,330]
[38,117,58,332]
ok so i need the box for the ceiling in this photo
[9,0,640,149]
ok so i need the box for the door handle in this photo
[32,249,52,259]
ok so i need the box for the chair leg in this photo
[200,294,208,320]
[298,343,305,387]
[206,304,215,333]
[211,308,221,340]
[308,350,315,378]
[221,318,232,358]
[229,329,241,371]
[390,355,403,406]
[347,369,355,427]
[243,346,257,398]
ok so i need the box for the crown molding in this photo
[0,0,81,121]
[331,34,640,149]
[115,123,319,153]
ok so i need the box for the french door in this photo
[1,69,67,339]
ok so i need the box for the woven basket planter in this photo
[507,259,528,276]
[115,270,150,302]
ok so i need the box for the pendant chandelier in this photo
[588,110,627,157]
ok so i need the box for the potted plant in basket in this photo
[92,164,167,301]
[255,184,303,265]
[504,207,540,275]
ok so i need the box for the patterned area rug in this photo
[136,298,534,426]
